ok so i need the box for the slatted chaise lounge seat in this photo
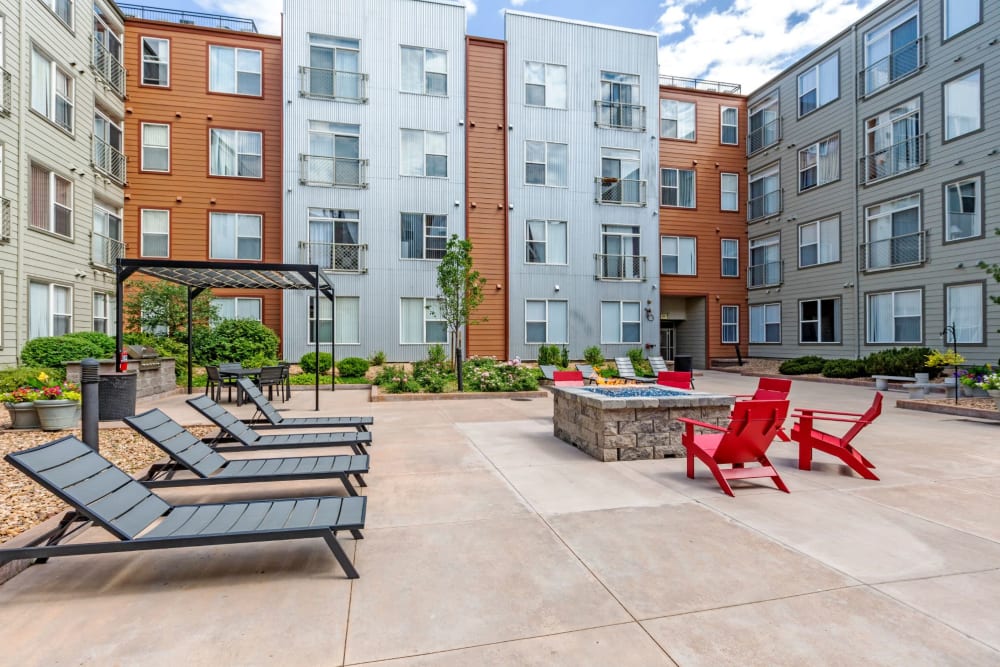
[614,357,656,384]
[237,378,373,432]
[1,437,365,578]
[187,395,372,456]
[124,409,368,496]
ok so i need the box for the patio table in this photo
[219,367,261,405]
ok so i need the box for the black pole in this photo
[315,283,320,412]
[330,287,336,395]
[952,322,959,406]
[456,327,463,392]
[187,286,194,395]
[115,268,124,374]
[80,358,100,451]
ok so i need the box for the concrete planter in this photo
[4,403,40,430]
[989,390,1000,411]
[33,400,79,431]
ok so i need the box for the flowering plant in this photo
[976,373,1000,392]
[960,364,993,387]
[33,374,81,402]
[925,350,965,368]
[1,387,42,404]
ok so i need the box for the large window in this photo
[29,282,71,340]
[30,48,73,132]
[401,213,446,260]
[797,53,838,116]
[863,98,921,182]
[944,69,981,141]
[91,204,122,268]
[599,71,640,129]
[748,165,780,221]
[721,239,739,277]
[401,298,447,344]
[525,300,568,344]
[600,148,642,205]
[749,234,781,287]
[209,129,262,178]
[401,129,447,178]
[141,123,169,172]
[946,283,983,344]
[945,176,981,242]
[864,194,922,270]
[42,0,73,26]
[141,37,169,86]
[800,298,841,343]
[863,3,920,95]
[525,141,567,187]
[401,46,447,96]
[525,62,566,109]
[748,96,779,153]
[720,106,738,145]
[868,289,922,343]
[140,209,169,257]
[210,212,262,260]
[525,219,567,264]
[212,297,262,322]
[305,121,362,186]
[750,303,781,344]
[209,46,261,96]
[721,173,739,211]
[660,99,695,140]
[799,217,840,267]
[92,292,115,335]
[30,164,72,237]
[307,208,360,271]
[308,296,360,345]
[93,111,124,182]
[600,225,643,280]
[601,301,641,344]
[799,134,839,191]
[944,0,981,39]
[660,168,695,208]
[660,236,696,275]
[306,35,362,100]
[721,306,739,344]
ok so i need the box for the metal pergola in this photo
[115,259,336,411]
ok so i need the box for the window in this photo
[42,0,73,26]
[660,168,695,208]
[750,303,781,343]
[307,208,360,271]
[401,129,447,177]
[30,165,72,237]
[600,148,643,205]
[141,37,169,86]
[305,121,362,186]
[720,106,738,145]
[92,292,115,334]
[401,298,446,344]
[29,282,71,339]
[863,98,921,182]
[945,176,981,241]
[660,236,696,275]
[863,4,920,95]
[797,53,838,116]
[868,289,922,343]
[721,239,739,277]
[91,204,122,267]
[864,194,922,270]
[306,35,362,100]
[141,123,169,172]
[721,306,739,344]
[601,301,641,344]
[798,134,840,191]
[525,141,567,187]
[525,300,567,344]
[212,297,261,322]
[401,46,447,96]
[748,96,779,153]
[944,69,982,140]
[401,213,446,260]
[800,298,841,343]
[209,129,262,178]
[525,62,566,109]
[599,71,640,129]
[944,0,981,39]
[93,111,124,182]
[308,296,360,345]
[209,46,262,96]
[946,283,983,344]
[798,217,840,267]
[660,99,695,140]
[748,165,780,221]
[92,5,123,93]
[525,220,567,264]
[30,49,73,132]
[210,212,262,260]
[749,234,781,287]
[601,225,643,280]
[720,173,739,211]
[140,209,169,257]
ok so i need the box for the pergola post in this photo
[186,286,194,395]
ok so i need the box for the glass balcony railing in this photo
[594,100,646,131]
[299,66,368,102]
[299,155,367,188]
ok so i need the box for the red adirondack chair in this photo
[735,377,792,441]
[657,371,693,389]
[553,371,585,387]
[790,392,883,480]
[677,400,791,497]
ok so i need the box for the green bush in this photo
[337,357,370,378]
[370,350,386,366]
[779,355,827,375]
[463,357,538,392]
[627,348,653,376]
[863,347,936,378]
[64,332,116,358]
[537,344,561,366]
[20,336,105,368]
[600,366,619,378]
[821,359,868,378]
[197,320,279,367]
[0,367,64,392]
[373,364,420,393]
[583,345,603,366]
[560,346,569,368]
[300,351,333,375]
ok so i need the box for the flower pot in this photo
[960,384,973,397]
[33,400,80,432]
[5,403,40,430]
[915,372,930,383]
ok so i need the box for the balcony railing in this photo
[860,36,923,97]
[595,177,647,206]
[0,68,10,116]
[594,254,647,281]
[299,66,368,102]
[747,260,783,288]
[300,155,368,188]
[92,38,126,97]
[747,189,782,222]
[659,75,741,94]
[594,101,646,131]
[117,4,258,32]
[861,230,926,272]
[300,241,368,273]
[91,232,125,269]
[0,197,10,242]
[93,138,126,184]
[859,134,926,184]
[747,118,781,155]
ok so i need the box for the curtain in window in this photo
[679,239,696,274]
[750,307,765,343]
[548,222,566,264]
[29,282,49,340]
[239,132,262,176]
[210,47,234,93]
[210,213,235,259]
[600,302,619,343]
[819,136,839,183]
[400,47,423,93]
[818,219,839,263]
[400,213,422,258]
[31,51,49,115]
[678,170,695,207]
[548,301,567,343]
[336,297,360,345]
[400,130,422,176]
[547,144,567,187]
[237,215,261,259]
[30,165,49,230]
[211,131,236,175]
[400,298,424,343]
[948,284,982,343]
[894,291,921,342]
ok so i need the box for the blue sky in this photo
[167,0,882,92]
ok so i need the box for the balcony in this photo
[0,68,10,116]
[92,38,126,97]
[659,75,741,94]
[91,232,125,269]
[859,134,926,184]
[747,260,783,289]
[300,155,368,188]
[861,230,926,272]
[594,101,646,131]
[747,118,781,155]
[860,37,923,98]
[93,138,126,184]
[0,197,9,242]
[300,241,368,274]
[595,177,647,206]
[117,3,258,32]
[747,189,782,222]
[594,254,647,281]
[299,67,368,103]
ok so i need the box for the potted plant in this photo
[976,373,1000,410]
[959,365,992,397]
[31,373,81,432]
[1,387,43,429]
[925,350,965,388]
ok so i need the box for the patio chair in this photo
[125,409,369,495]
[237,379,373,432]
[614,357,656,384]
[574,364,597,384]
[735,377,792,440]
[791,392,883,481]
[256,365,286,403]
[676,399,791,497]
[0,436,365,578]
[649,356,670,375]
[186,395,372,456]
[656,371,693,390]
[539,365,557,381]
[205,366,236,403]
[553,371,585,387]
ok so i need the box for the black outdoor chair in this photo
[256,366,286,402]
[205,366,237,403]
[237,378,373,432]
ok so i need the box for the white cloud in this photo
[196,0,281,35]
[463,0,478,16]
[510,0,529,6]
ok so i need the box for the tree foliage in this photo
[434,235,486,357]
[123,280,216,340]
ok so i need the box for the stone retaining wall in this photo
[65,359,177,400]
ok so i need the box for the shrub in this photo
[599,366,619,378]
[463,357,538,392]
[821,359,868,378]
[300,351,333,375]
[537,344,561,366]
[583,345,604,366]
[427,344,448,366]
[0,367,64,393]
[560,346,569,368]
[198,320,279,366]
[374,364,419,393]
[20,336,105,368]
[779,356,827,375]
[627,348,652,376]
[370,350,386,366]
[64,332,116,358]
[337,357,370,378]
[863,347,936,378]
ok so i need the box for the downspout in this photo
[852,24,862,360]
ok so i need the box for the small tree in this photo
[123,280,216,341]
[434,235,486,390]
[981,233,1000,335]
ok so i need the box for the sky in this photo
[167,0,884,93]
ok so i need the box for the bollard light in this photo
[80,358,100,452]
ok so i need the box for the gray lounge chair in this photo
[237,378,373,432]
[614,357,656,383]
[125,409,369,496]
[539,365,557,381]
[186,395,372,456]
[1,436,365,578]
[575,364,597,384]
[649,356,670,375]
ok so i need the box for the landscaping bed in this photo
[896,397,1000,421]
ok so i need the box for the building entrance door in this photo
[660,324,676,361]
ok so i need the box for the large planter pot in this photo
[989,390,1000,411]
[5,403,40,430]
[33,400,80,432]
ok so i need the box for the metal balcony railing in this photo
[117,4,258,32]
[299,66,368,102]
[0,197,10,242]
[92,38,126,97]
[91,232,125,269]
[595,177,647,206]
[747,260,783,288]
[594,100,646,131]
[659,75,741,94]
[300,241,368,273]
[861,230,926,272]
[747,189,782,222]
[299,155,368,188]
[594,253,647,281]
[859,134,926,184]
[0,68,10,116]
[93,138,126,184]
[747,117,781,155]
[860,36,923,97]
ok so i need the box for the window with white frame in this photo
[748,96,779,153]
[660,168,695,208]
[42,0,73,27]
[525,300,567,344]
[600,71,641,129]
[401,46,447,96]
[798,217,840,267]
[601,225,643,280]
[868,289,922,343]
[944,0,981,39]
[306,121,361,186]
[720,172,739,211]
[721,306,739,344]
[750,303,781,343]
[748,165,780,221]
[660,99,695,140]
[141,123,169,172]
[92,6,123,91]
[211,297,261,322]
[660,236,696,275]
[401,213,446,260]
[601,301,641,344]
[209,129,262,178]
[400,298,447,344]
[93,110,124,181]
[797,52,838,116]
[721,239,739,277]
[307,208,360,271]
[525,219,567,264]
[401,129,447,177]
[720,106,738,145]
[308,296,360,345]
[210,212,262,260]
[601,148,643,204]
[525,141,567,187]
[28,281,71,339]
[525,61,566,108]
[863,98,922,182]
[946,283,983,343]
[800,298,840,343]
[944,69,981,141]
[798,134,839,191]
[30,164,72,237]
[92,292,115,334]
[209,45,261,96]
[140,209,169,257]
[863,3,920,95]
[141,37,169,86]
[91,204,122,267]
[864,194,921,270]
[945,176,981,241]
[749,234,781,287]
[30,48,73,132]
[307,35,362,100]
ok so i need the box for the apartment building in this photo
[0,1,19,363]
[121,5,283,337]
[746,0,999,365]
[657,81,748,369]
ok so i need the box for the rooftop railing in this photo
[117,4,258,32]
[659,75,741,94]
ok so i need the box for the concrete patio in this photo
[0,372,998,665]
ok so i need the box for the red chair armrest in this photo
[675,417,727,432]
[794,414,872,424]
[732,394,754,399]
[794,408,865,417]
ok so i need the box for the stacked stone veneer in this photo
[65,359,178,400]
[552,387,735,461]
